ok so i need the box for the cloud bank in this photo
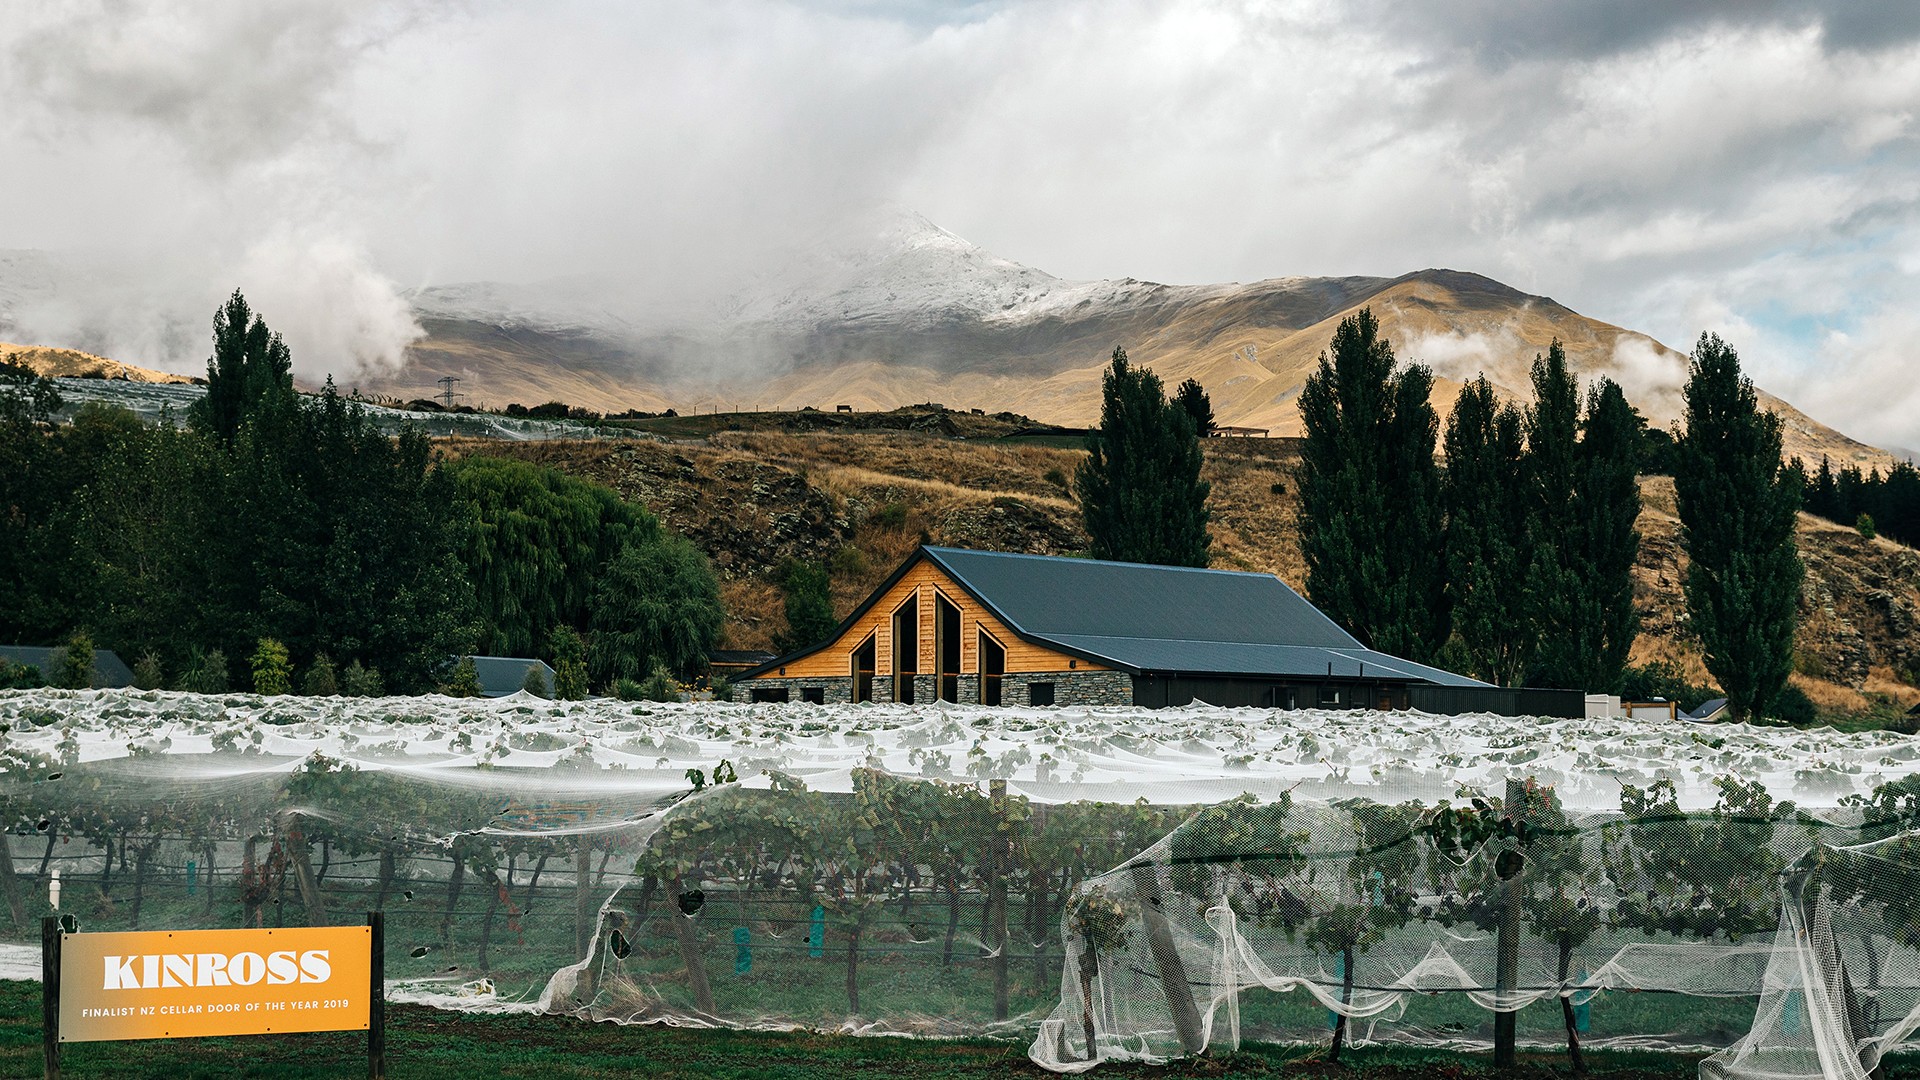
[0,0,1916,447]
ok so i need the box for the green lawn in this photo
[15,976,1920,1080]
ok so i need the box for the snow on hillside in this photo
[408,210,1211,341]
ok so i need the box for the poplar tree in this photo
[1443,378,1529,685]
[1673,333,1803,723]
[1523,343,1587,688]
[1074,347,1212,567]
[1296,310,1449,662]
[1564,379,1642,693]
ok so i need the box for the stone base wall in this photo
[731,670,1134,707]
[1003,670,1133,706]
[732,676,854,705]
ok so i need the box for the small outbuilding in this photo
[1685,697,1731,723]
[732,546,1581,715]
[463,656,557,698]
[0,645,134,689]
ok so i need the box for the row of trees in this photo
[1801,455,1920,547]
[1291,313,1803,720]
[0,291,723,694]
[1294,311,1645,692]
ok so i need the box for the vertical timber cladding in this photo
[770,557,1106,701]
[59,926,371,1042]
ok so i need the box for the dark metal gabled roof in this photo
[922,547,1360,649]
[921,548,1486,686]
[1038,635,1485,686]
[736,546,1488,688]
[464,656,555,698]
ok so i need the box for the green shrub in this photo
[1857,513,1877,540]
[639,663,679,702]
[443,656,483,698]
[1042,467,1068,489]
[552,628,589,700]
[340,660,385,698]
[177,649,231,694]
[55,630,97,690]
[520,665,550,698]
[613,677,645,702]
[1793,649,1829,680]
[250,638,292,696]
[1771,684,1817,726]
[1270,482,1287,496]
[131,651,165,691]
[0,659,44,690]
[709,674,732,702]
[829,545,868,578]
[302,654,340,697]
[871,502,908,530]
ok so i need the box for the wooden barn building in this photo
[731,546,1581,716]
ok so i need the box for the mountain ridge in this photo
[0,212,1895,469]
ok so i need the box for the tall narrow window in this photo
[934,592,961,702]
[978,630,1005,706]
[851,634,876,704]
[892,593,918,704]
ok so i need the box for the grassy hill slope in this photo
[451,423,1919,723]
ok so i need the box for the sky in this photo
[2,0,1918,450]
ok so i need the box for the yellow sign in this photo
[59,926,371,1042]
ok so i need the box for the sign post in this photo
[41,916,59,1080]
[43,916,384,1078]
[368,912,384,1080]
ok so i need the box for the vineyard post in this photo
[574,833,595,1001]
[1494,778,1524,1068]
[1129,862,1205,1055]
[990,778,1010,1021]
[0,829,26,927]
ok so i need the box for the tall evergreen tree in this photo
[773,560,839,654]
[1295,309,1449,662]
[1673,333,1804,723]
[1443,378,1529,685]
[1807,456,1838,520]
[189,290,295,444]
[0,363,74,644]
[1522,342,1585,687]
[1564,379,1643,693]
[1173,377,1215,437]
[1074,347,1212,567]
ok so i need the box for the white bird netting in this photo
[1,688,1917,1079]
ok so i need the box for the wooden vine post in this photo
[1493,777,1525,1069]
[1129,861,1206,1055]
[989,778,1011,1022]
[574,833,597,1001]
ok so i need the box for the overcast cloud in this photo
[1,0,1916,450]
